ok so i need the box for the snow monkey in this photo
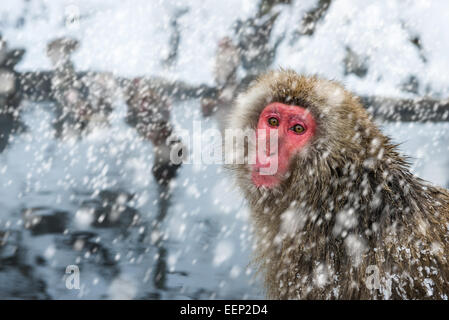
[46,37,92,136]
[47,37,116,136]
[125,78,183,184]
[201,37,240,129]
[226,69,449,299]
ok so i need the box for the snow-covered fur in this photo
[226,69,449,299]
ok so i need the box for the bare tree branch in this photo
[15,71,449,123]
[362,96,449,122]
[298,0,332,36]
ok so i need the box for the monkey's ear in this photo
[4,48,25,68]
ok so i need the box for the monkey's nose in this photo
[255,153,278,170]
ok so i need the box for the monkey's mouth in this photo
[251,166,281,188]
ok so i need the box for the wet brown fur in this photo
[226,69,449,299]
[124,79,172,145]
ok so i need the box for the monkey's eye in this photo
[268,117,279,127]
[291,124,305,134]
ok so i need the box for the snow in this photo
[0,0,448,300]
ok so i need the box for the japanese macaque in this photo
[82,71,117,126]
[201,37,240,133]
[125,78,183,184]
[46,37,79,69]
[226,69,449,299]
[47,38,116,136]
[47,37,92,137]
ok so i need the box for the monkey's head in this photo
[227,70,386,203]
[125,79,173,145]
[46,37,79,67]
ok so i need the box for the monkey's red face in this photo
[252,102,316,188]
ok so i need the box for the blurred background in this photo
[0,0,448,299]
